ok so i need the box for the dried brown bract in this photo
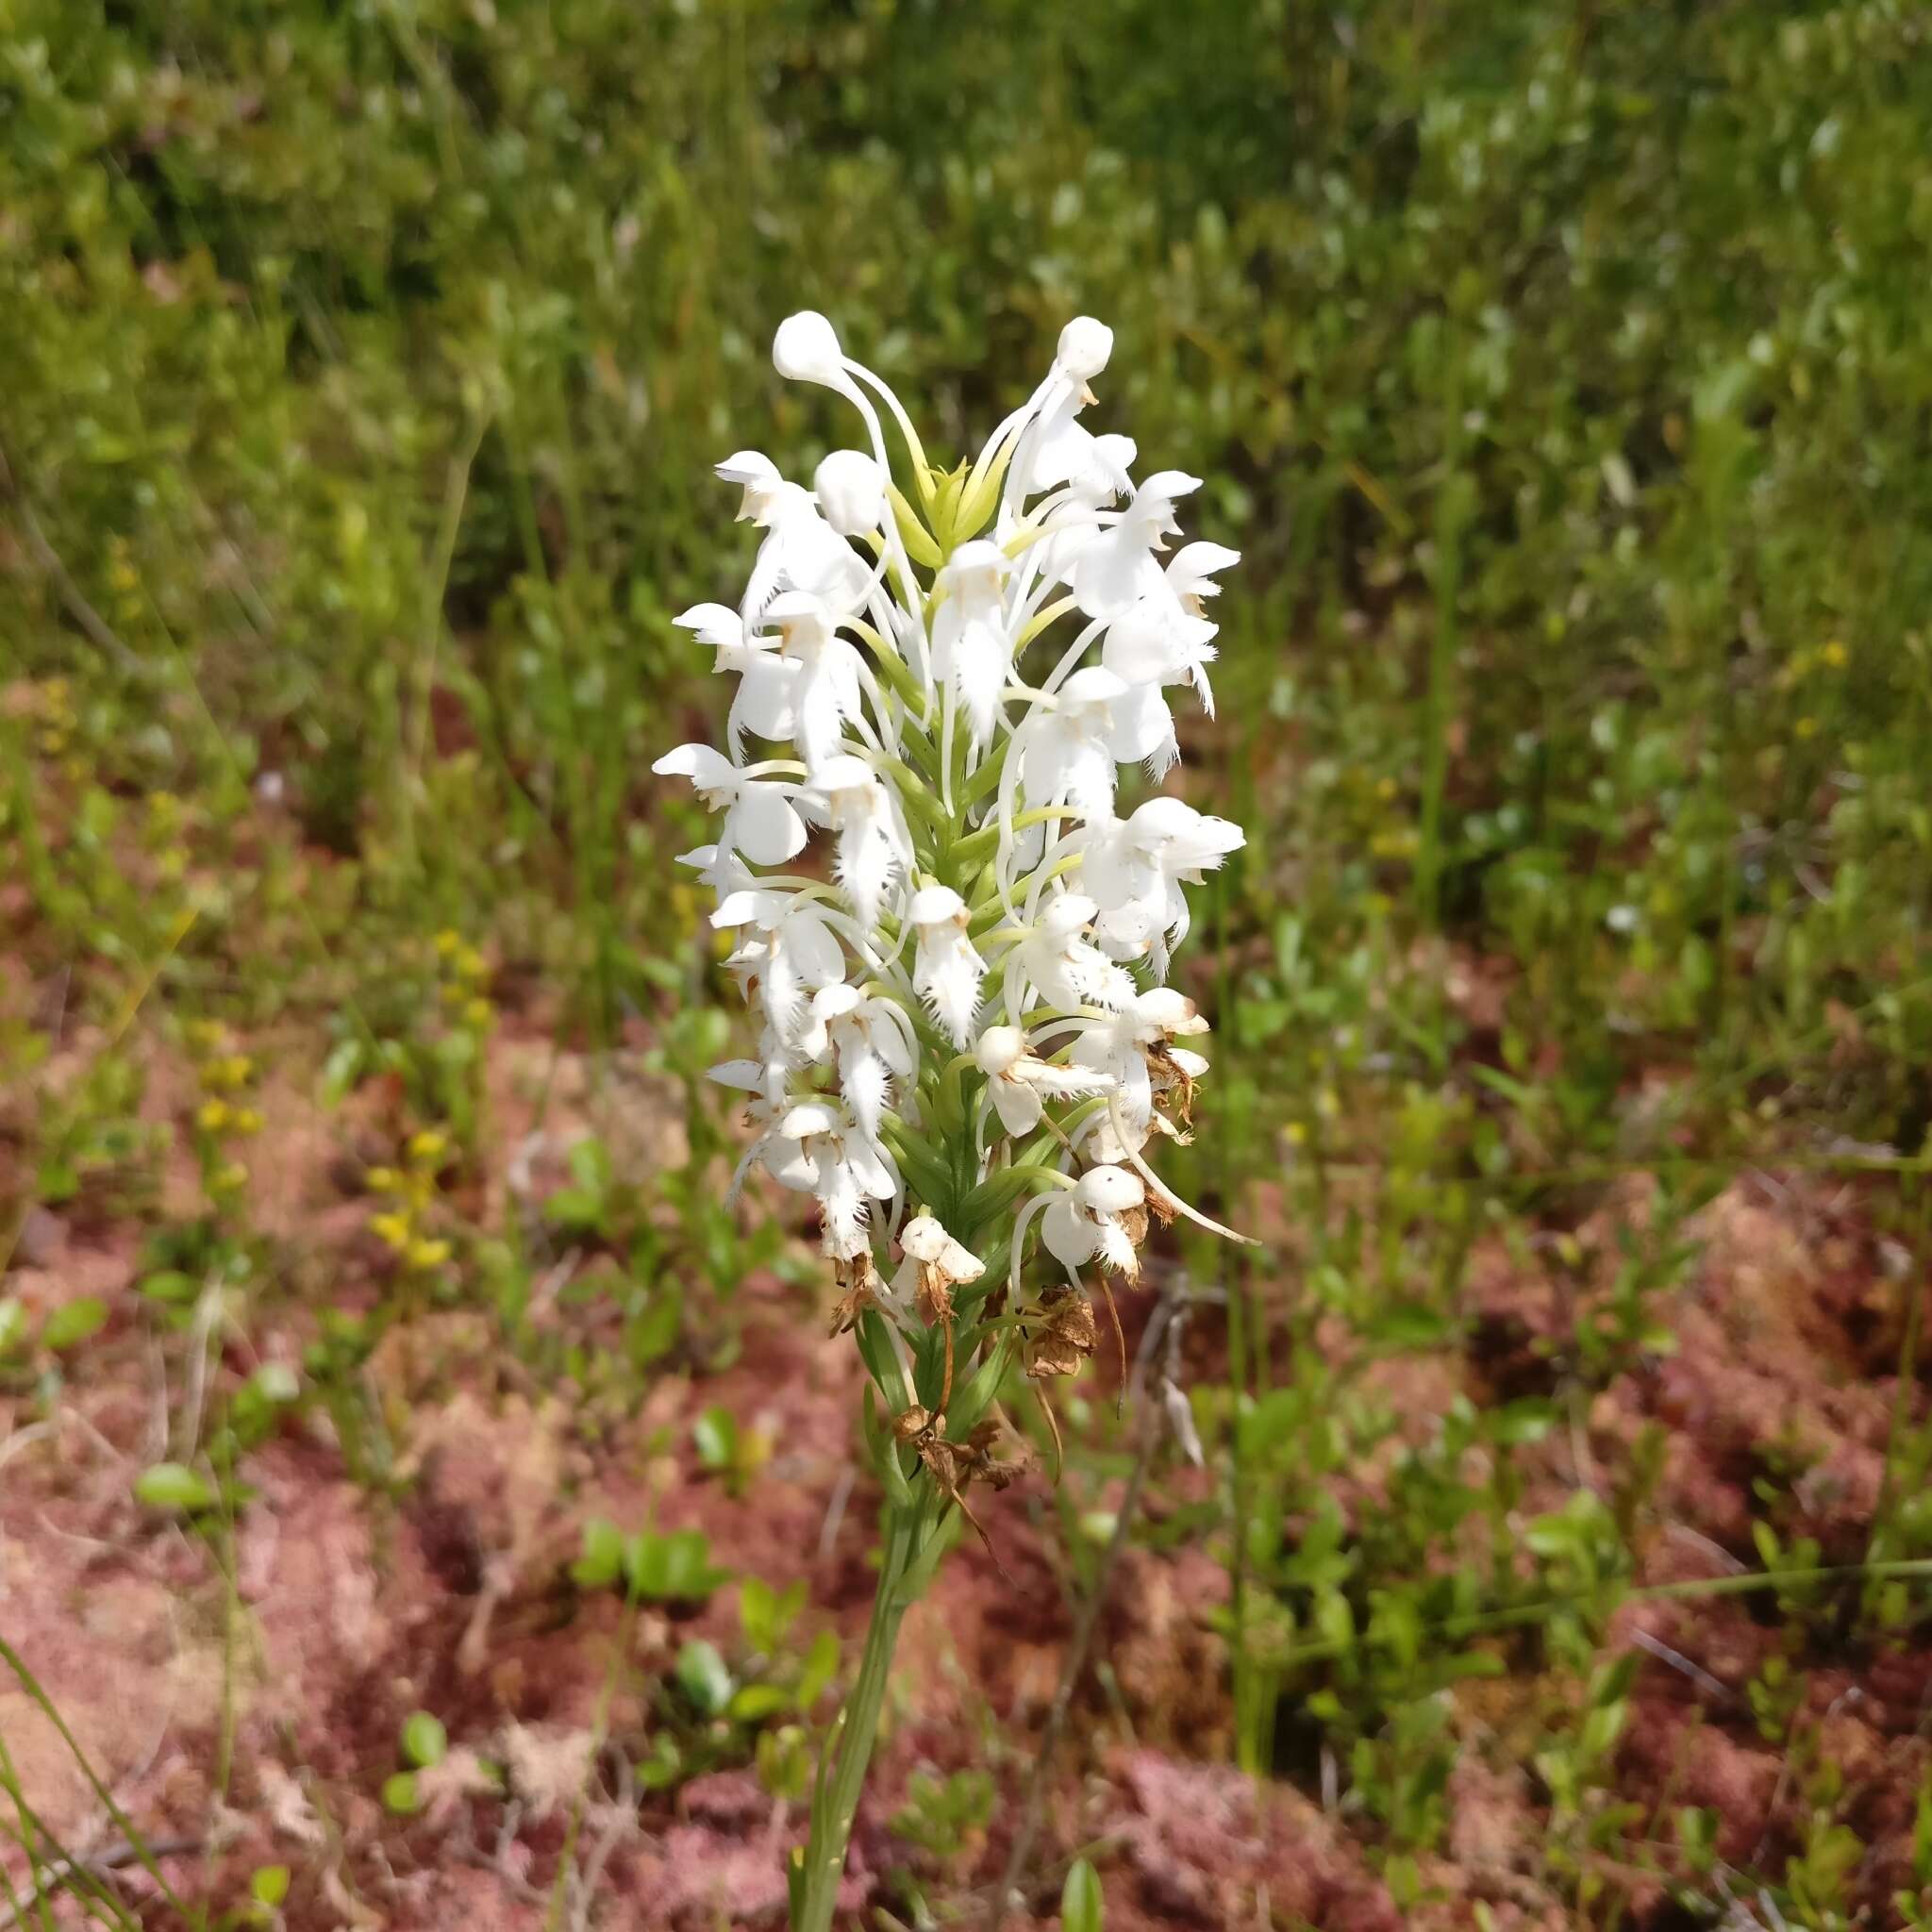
[891,1406,1024,1576]
[828,1250,879,1336]
[1023,1284,1098,1381]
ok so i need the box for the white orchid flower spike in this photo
[659,308,1255,1438]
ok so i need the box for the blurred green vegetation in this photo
[8,1,1932,1924]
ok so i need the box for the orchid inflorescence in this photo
[656,309,1248,1454]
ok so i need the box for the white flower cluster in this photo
[657,311,1246,1334]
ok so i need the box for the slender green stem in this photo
[403,406,489,873]
[794,1499,923,1932]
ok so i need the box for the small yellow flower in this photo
[1284,1121,1308,1147]
[434,929,462,958]
[406,1238,453,1271]
[456,946,488,982]
[1821,639,1848,669]
[408,1128,449,1165]
[1794,715,1820,740]
[1374,775,1398,802]
[463,997,493,1030]
[196,1099,231,1133]
[231,1108,264,1136]
[365,1165,400,1192]
[211,1160,249,1193]
[370,1211,411,1250]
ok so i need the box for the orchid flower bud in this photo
[1056,316,1114,382]
[773,309,848,388]
[814,449,885,537]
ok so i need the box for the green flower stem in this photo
[794,1494,925,1932]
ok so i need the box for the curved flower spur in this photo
[654,310,1252,1929]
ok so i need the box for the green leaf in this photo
[568,1136,613,1195]
[1061,1856,1104,1932]
[855,1311,911,1413]
[0,1299,26,1357]
[319,1039,365,1107]
[250,1865,291,1908]
[740,1575,776,1650]
[625,1288,682,1367]
[1363,1301,1457,1351]
[659,1527,727,1598]
[727,1683,790,1723]
[571,1517,625,1589]
[541,1187,605,1231]
[887,484,943,569]
[953,441,1013,542]
[400,1710,447,1769]
[675,1639,734,1715]
[625,1526,727,1601]
[42,1296,108,1352]
[1491,1398,1557,1446]
[862,1389,915,1507]
[138,1269,200,1307]
[381,1772,420,1815]
[635,1735,683,1791]
[134,1461,216,1512]
[693,1404,738,1472]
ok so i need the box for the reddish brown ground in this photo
[5,1005,1931,1928]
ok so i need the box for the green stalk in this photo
[1416,350,1470,931]
[793,1497,924,1931]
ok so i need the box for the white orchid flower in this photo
[1017,667,1166,817]
[909,884,986,1047]
[1041,1164,1146,1281]
[716,449,783,523]
[762,1098,898,1261]
[1071,470,1203,619]
[1083,795,1246,975]
[1099,540,1240,717]
[710,886,846,1039]
[795,982,916,1141]
[814,449,886,537]
[652,743,808,868]
[741,473,872,624]
[803,754,912,928]
[764,591,867,769]
[1066,986,1211,1154]
[932,540,1015,748]
[676,602,801,757]
[1008,892,1135,1016]
[974,1024,1114,1138]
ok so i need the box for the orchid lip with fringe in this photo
[656,309,1248,1351]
